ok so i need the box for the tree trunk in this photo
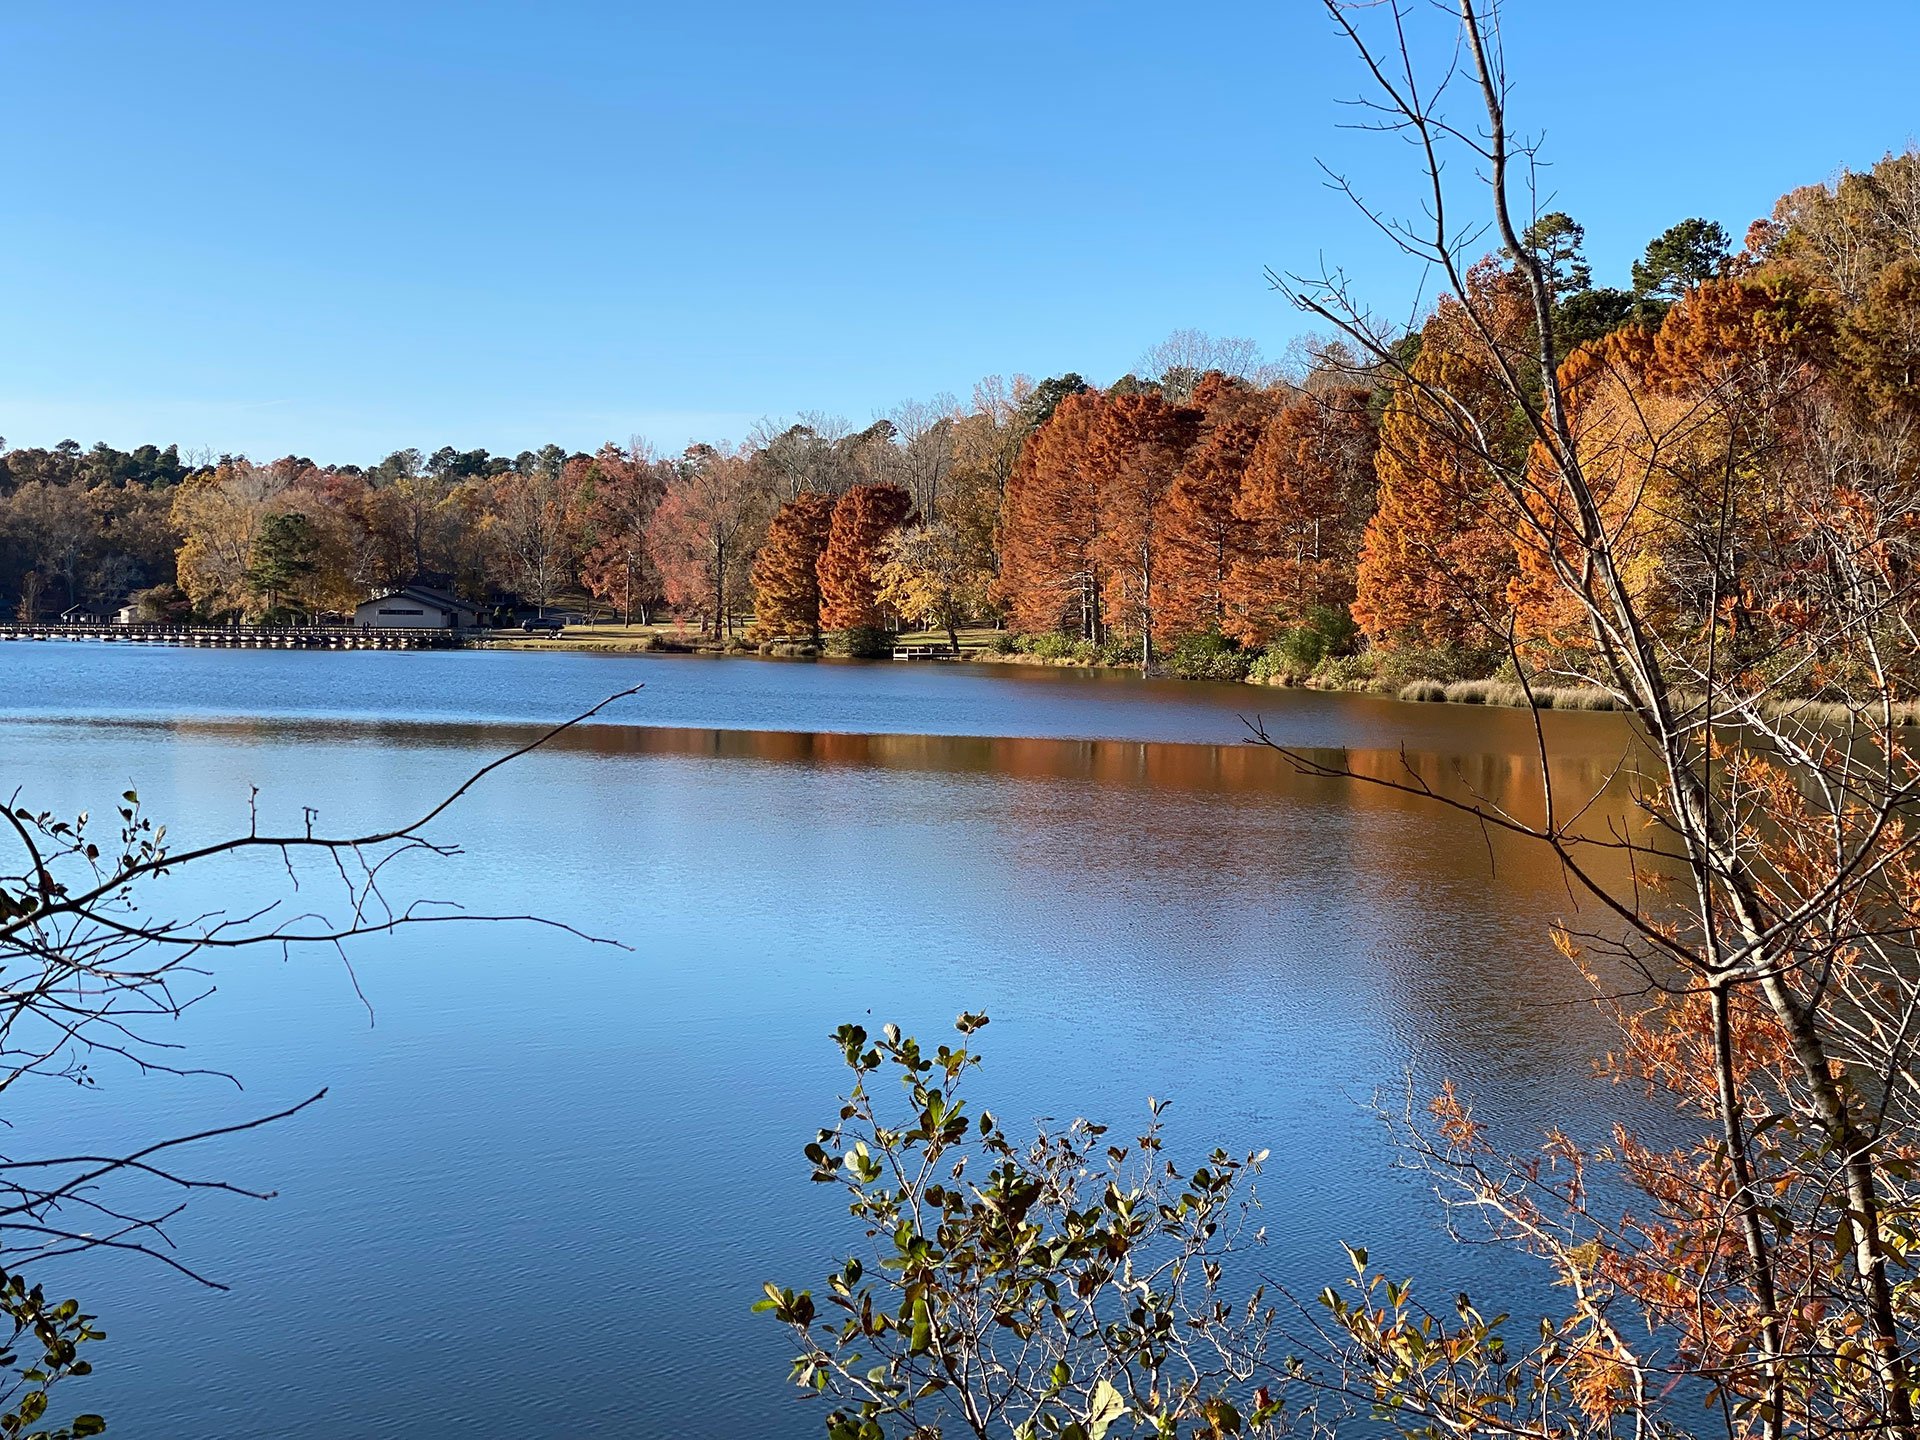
[1139,548,1154,676]
[1710,981,1784,1440]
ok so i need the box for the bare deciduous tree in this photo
[1138,329,1287,402]
[1250,4,1920,1436]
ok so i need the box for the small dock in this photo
[892,645,958,661]
[0,622,469,650]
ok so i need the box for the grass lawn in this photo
[480,621,1009,657]
[480,622,671,652]
[891,626,1003,653]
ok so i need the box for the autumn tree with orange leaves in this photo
[647,446,770,636]
[997,390,1107,641]
[1088,391,1202,671]
[750,491,837,642]
[1157,374,1275,639]
[1225,387,1377,647]
[817,482,914,647]
[1351,266,1531,653]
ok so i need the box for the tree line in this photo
[6,152,1918,696]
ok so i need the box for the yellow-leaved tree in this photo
[875,522,991,654]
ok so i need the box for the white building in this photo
[354,585,483,630]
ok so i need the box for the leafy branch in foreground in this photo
[0,683,642,1434]
[759,1015,1280,1440]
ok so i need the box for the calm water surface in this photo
[2,644,1649,1437]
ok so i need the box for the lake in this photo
[1,644,1649,1437]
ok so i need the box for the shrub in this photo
[1303,603,1361,656]
[826,627,894,658]
[1272,627,1329,673]
[1246,650,1287,684]
[1374,642,1500,687]
[1166,630,1252,682]
[1026,631,1080,661]
[986,632,1019,655]
[1257,605,1359,674]
[1242,606,1367,684]
[758,1017,1274,1440]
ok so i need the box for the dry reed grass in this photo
[1388,678,1627,712]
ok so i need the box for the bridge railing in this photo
[0,621,482,642]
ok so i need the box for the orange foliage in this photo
[1352,273,1530,648]
[1225,387,1377,645]
[1087,391,1202,652]
[751,492,837,640]
[1510,273,1837,653]
[818,483,914,632]
[647,448,767,634]
[1158,376,1277,637]
[578,443,666,624]
[1840,257,1920,420]
[997,391,1108,639]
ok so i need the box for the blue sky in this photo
[4,1,1916,463]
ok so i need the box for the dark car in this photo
[520,616,567,633]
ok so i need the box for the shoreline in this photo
[482,627,1917,726]
[478,625,1632,714]
[29,622,1899,726]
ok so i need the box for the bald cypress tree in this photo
[818,483,914,645]
[995,391,1107,640]
[751,492,837,640]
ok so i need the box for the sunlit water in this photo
[1,644,1651,1437]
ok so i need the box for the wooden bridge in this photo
[0,622,471,650]
[892,645,959,661]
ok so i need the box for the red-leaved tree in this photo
[579,442,667,625]
[646,446,769,636]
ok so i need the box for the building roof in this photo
[359,584,482,615]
